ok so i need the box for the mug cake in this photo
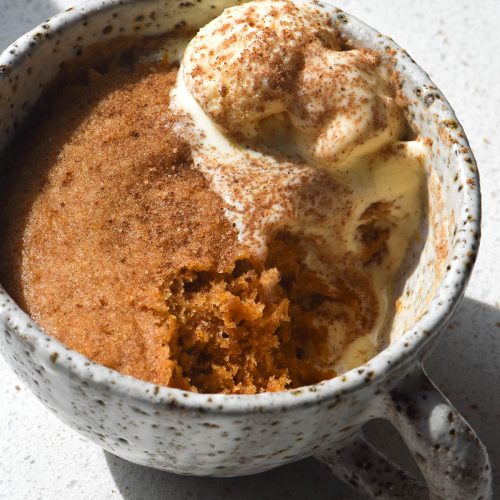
[0,0,428,394]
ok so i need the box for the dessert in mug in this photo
[0,1,428,394]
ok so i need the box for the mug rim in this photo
[0,0,481,413]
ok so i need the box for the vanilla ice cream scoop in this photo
[170,1,427,373]
[182,0,404,165]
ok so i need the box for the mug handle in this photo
[317,364,492,499]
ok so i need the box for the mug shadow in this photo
[104,452,355,500]
[104,297,500,499]
[423,296,500,485]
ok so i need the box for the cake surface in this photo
[0,38,345,393]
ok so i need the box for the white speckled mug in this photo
[0,1,491,498]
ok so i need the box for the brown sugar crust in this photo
[0,37,347,393]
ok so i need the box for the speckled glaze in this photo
[0,1,491,498]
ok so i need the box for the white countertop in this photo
[1,0,499,498]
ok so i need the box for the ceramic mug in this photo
[0,1,491,498]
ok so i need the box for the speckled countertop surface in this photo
[0,0,499,498]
